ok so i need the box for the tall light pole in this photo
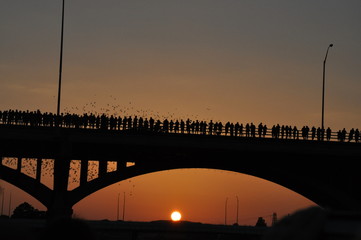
[57,0,65,116]
[224,197,228,225]
[235,196,239,225]
[1,189,4,216]
[122,192,126,221]
[117,193,120,221]
[321,43,333,131]
[8,192,11,217]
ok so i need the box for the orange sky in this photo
[0,168,315,226]
[0,0,359,226]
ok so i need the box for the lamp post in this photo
[235,195,239,225]
[122,192,126,221]
[224,197,228,225]
[117,193,120,221]
[321,43,333,132]
[57,0,65,116]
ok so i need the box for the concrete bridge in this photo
[0,125,360,219]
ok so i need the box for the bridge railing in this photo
[0,110,359,143]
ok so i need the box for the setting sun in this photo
[171,211,182,222]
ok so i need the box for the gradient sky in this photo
[1,0,360,225]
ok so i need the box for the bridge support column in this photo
[46,201,73,221]
[47,157,73,220]
[16,157,22,172]
[80,159,88,185]
[99,160,107,178]
[117,160,126,172]
[36,158,42,182]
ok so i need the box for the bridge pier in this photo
[80,159,88,185]
[46,197,73,220]
[36,158,42,182]
[47,156,73,220]
[16,157,22,172]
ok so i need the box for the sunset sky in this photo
[0,0,360,225]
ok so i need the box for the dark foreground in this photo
[0,218,266,240]
[2,207,361,240]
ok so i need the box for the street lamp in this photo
[235,196,239,225]
[122,192,126,221]
[224,197,228,225]
[117,193,120,220]
[321,43,333,132]
[57,0,65,116]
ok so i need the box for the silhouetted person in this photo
[230,122,234,136]
[316,127,322,141]
[201,121,207,134]
[337,130,342,142]
[234,122,240,136]
[250,123,256,137]
[144,118,149,130]
[349,128,355,142]
[169,119,174,132]
[246,123,250,137]
[174,120,179,133]
[293,126,298,139]
[163,119,169,133]
[341,128,347,142]
[272,124,280,138]
[217,122,223,135]
[133,115,138,129]
[149,117,155,131]
[225,122,230,135]
[208,120,214,135]
[180,120,185,133]
[186,119,191,134]
[138,117,144,130]
[311,126,316,140]
[355,129,359,143]
[195,120,200,134]
[127,116,132,130]
[258,122,263,137]
[122,116,127,130]
[326,127,331,141]
[263,124,267,137]
[301,126,309,140]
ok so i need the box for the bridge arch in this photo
[0,164,52,208]
[69,162,332,211]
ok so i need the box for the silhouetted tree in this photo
[255,217,267,227]
[12,202,45,219]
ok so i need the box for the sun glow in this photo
[171,211,182,222]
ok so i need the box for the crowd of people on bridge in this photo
[0,109,359,143]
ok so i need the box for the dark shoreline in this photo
[0,218,267,240]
